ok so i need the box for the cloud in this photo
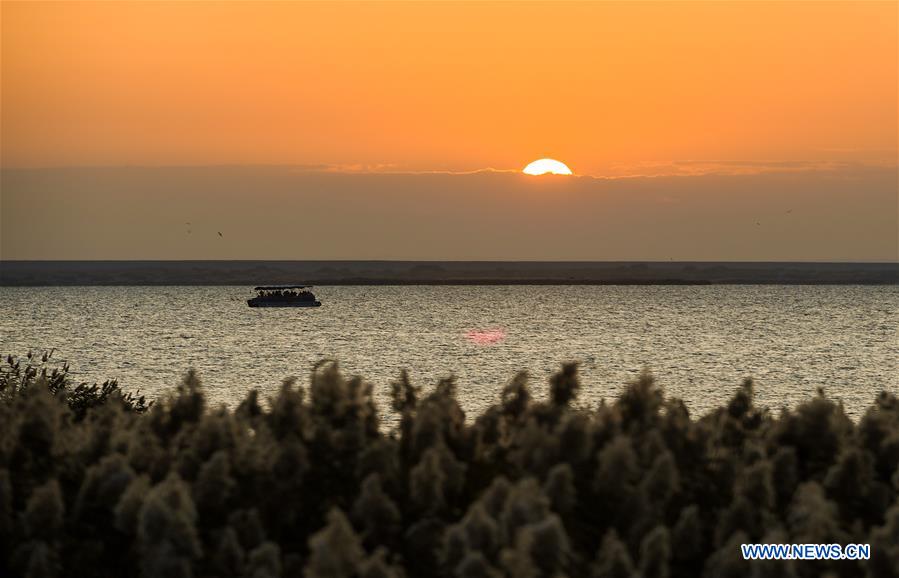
[1,165,896,261]
[592,160,892,179]
[283,160,893,180]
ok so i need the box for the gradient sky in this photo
[1,1,897,260]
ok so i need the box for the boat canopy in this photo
[254,285,310,291]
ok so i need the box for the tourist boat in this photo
[247,285,322,307]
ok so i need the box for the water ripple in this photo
[1,285,896,420]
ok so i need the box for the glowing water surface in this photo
[1,285,896,421]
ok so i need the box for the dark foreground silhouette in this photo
[1,358,898,578]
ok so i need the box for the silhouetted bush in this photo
[1,351,150,419]
[1,360,897,577]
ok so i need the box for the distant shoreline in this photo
[1,260,896,286]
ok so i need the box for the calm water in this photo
[1,285,896,420]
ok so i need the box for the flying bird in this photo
[218,231,223,237]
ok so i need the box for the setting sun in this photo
[522,158,573,176]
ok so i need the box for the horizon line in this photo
[2,259,897,264]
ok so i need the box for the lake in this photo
[1,285,896,421]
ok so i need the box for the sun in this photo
[522,158,573,176]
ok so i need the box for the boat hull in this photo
[247,300,322,308]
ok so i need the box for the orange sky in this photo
[2,1,896,174]
[1,2,897,261]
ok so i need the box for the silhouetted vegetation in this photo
[0,351,150,419]
[1,360,898,577]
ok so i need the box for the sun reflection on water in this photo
[465,328,507,345]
